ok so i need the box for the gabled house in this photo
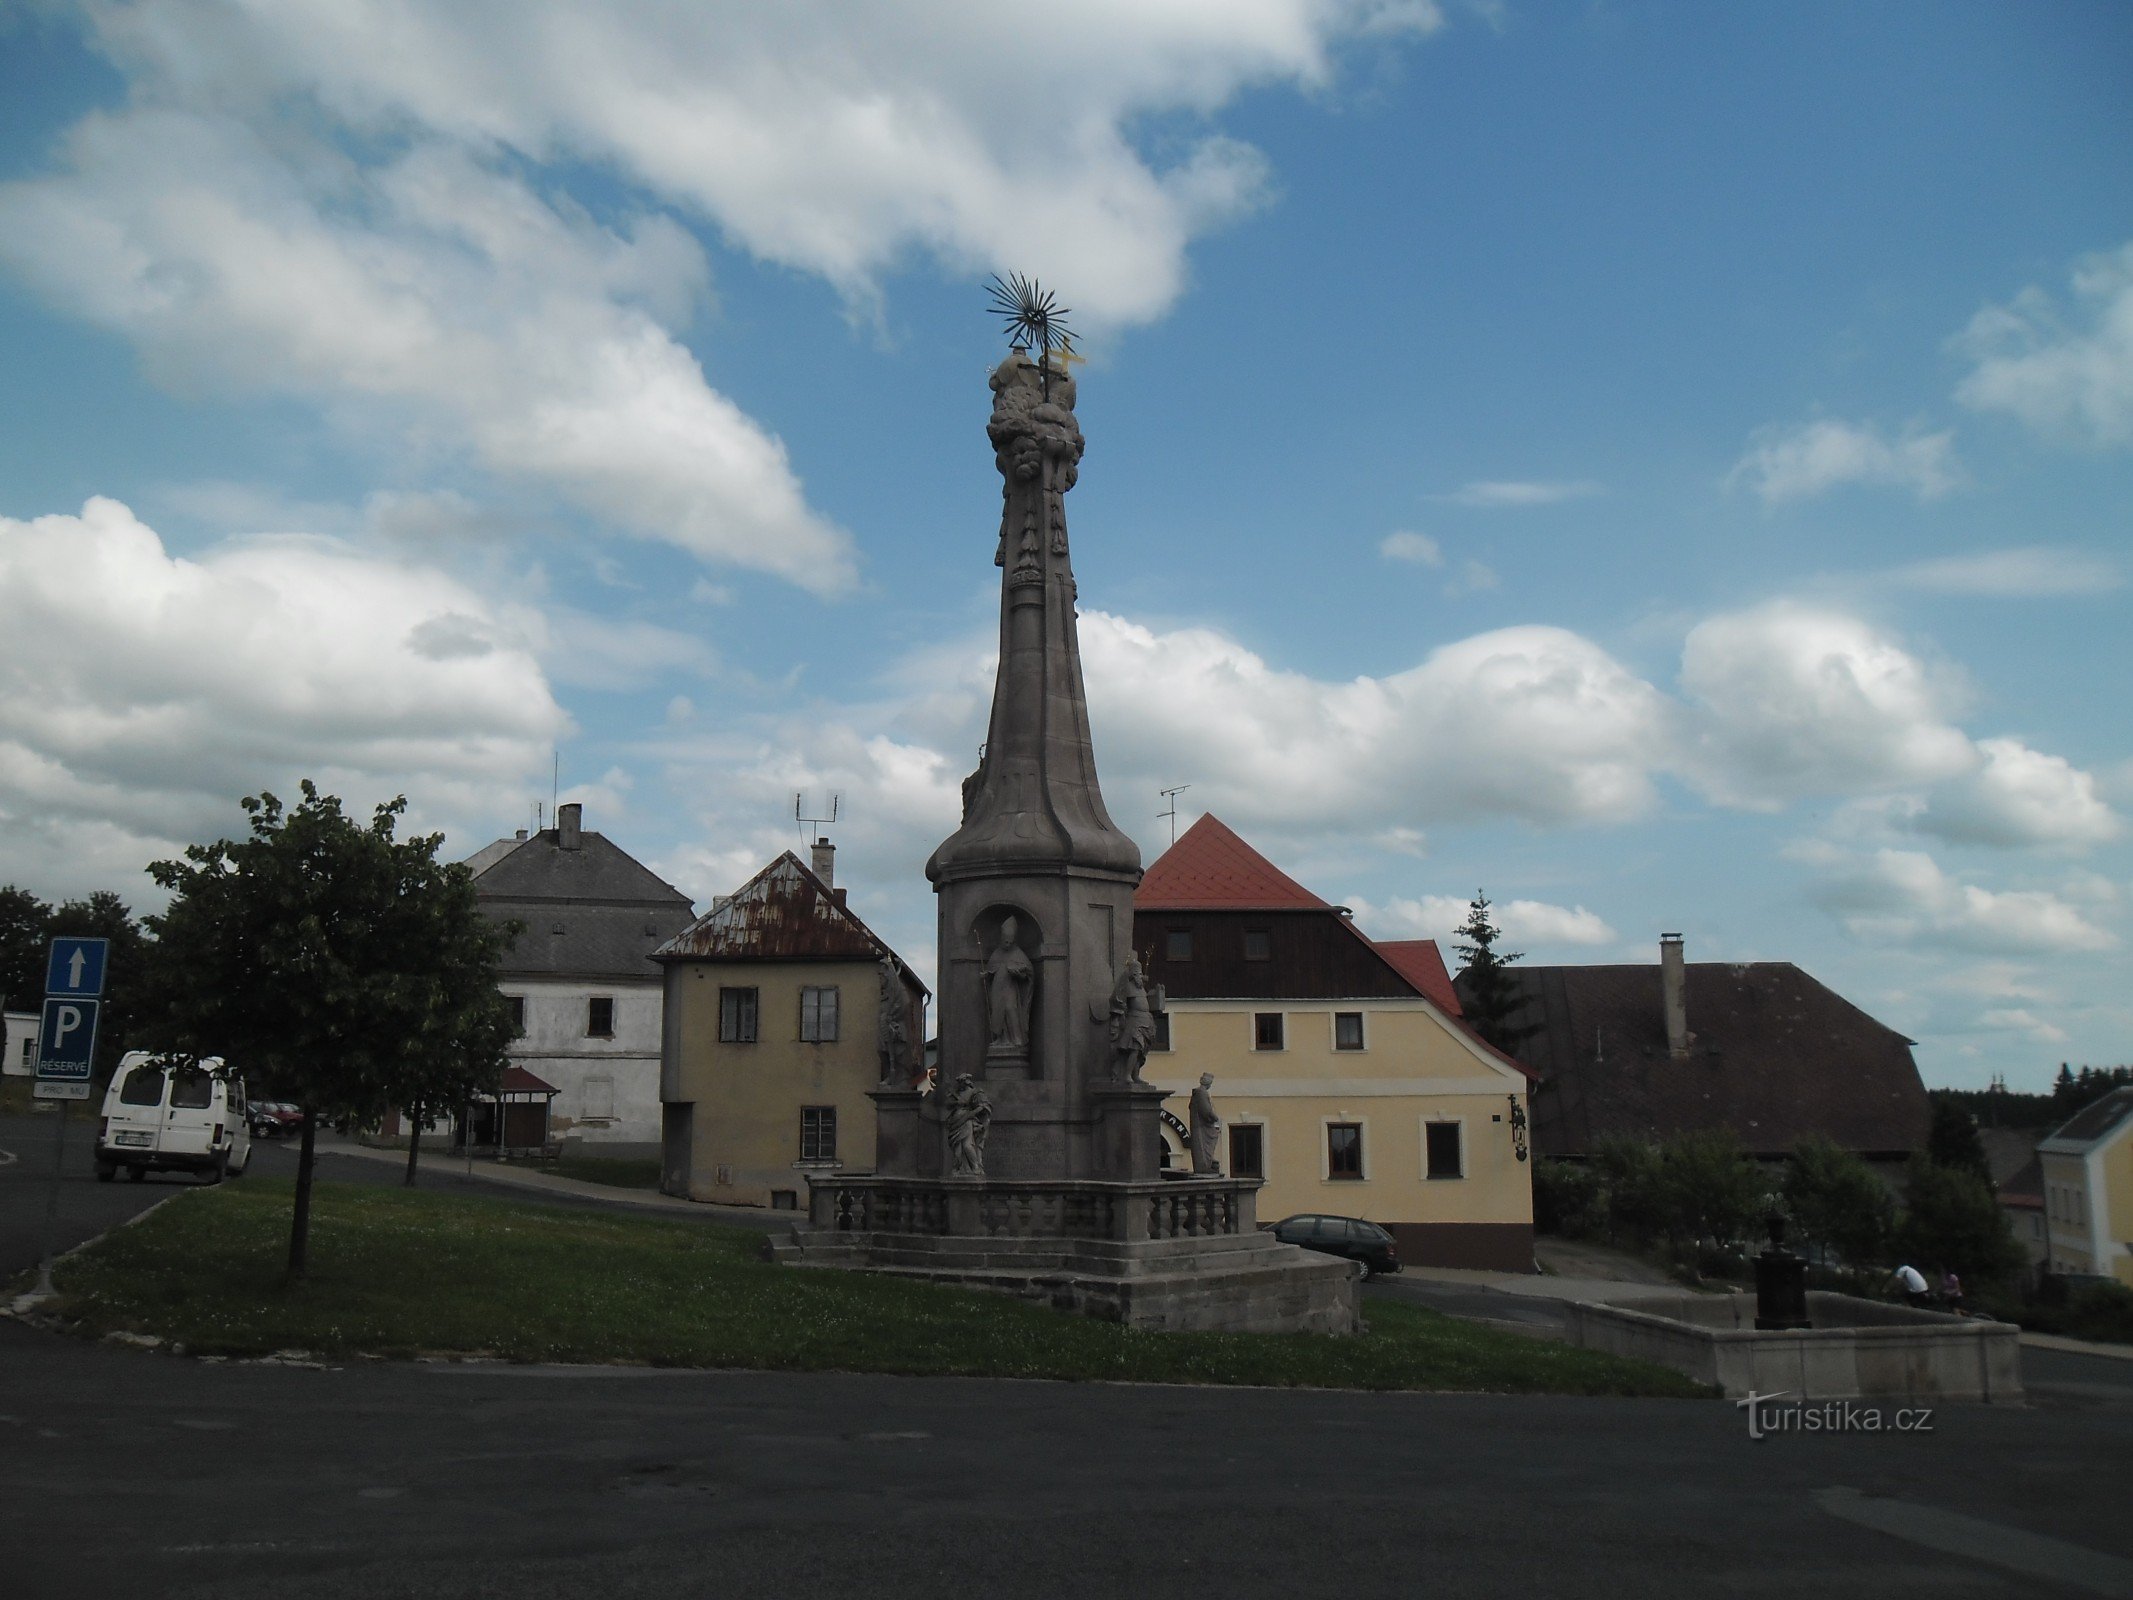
[463,802,696,1156]
[1466,935,1930,1173]
[655,840,928,1208]
[2038,1086,2133,1285]
[1135,815,1536,1270]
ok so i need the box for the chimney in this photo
[1660,933,1690,1058]
[811,836,835,889]
[558,802,583,851]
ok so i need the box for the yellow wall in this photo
[2040,1149,2095,1275]
[1146,1000,1532,1233]
[2108,1137,2133,1288]
[665,958,882,1207]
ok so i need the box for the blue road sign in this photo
[45,937,110,998]
[36,997,100,1080]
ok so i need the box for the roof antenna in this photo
[795,791,840,845]
[1158,784,1191,846]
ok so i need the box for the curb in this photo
[4,1188,186,1318]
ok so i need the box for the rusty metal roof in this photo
[652,852,927,994]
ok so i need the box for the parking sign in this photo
[36,997,100,1080]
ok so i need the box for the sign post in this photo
[32,937,108,1299]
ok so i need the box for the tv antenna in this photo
[1158,784,1192,846]
[795,791,840,844]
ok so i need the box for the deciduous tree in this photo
[148,783,514,1278]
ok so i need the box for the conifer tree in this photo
[1454,890,1534,1055]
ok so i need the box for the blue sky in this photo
[1,2,2127,1090]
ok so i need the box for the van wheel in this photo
[202,1152,228,1185]
[95,1161,117,1183]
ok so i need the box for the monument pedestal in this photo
[776,1173,1359,1334]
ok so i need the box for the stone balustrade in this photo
[809,1173,1259,1244]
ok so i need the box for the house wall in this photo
[2106,1135,2133,1288]
[2,1012,36,1077]
[1146,998,1534,1271]
[500,974,664,1152]
[663,957,885,1207]
[2040,1149,2096,1275]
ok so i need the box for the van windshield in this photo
[119,1066,166,1106]
[170,1068,215,1109]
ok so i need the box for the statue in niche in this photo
[981,916,1034,1056]
[877,957,910,1084]
[1189,1072,1223,1176]
[945,1074,992,1177]
[1107,952,1155,1082]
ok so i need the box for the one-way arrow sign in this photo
[45,937,109,998]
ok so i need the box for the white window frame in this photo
[1228,1117,1269,1182]
[1421,1116,1466,1181]
[1331,1010,1367,1053]
[799,985,840,1043]
[1321,1116,1367,1182]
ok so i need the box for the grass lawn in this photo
[33,1181,1709,1397]
[504,1153,663,1191]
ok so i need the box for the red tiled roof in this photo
[1374,939,1463,1016]
[501,1065,559,1096]
[1136,815,1330,911]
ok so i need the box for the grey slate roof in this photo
[467,828,695,982]
[2040,1086,2133,1153]
[1465,960,1929,1159]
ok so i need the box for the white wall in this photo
[502,976,663,1147]
[3,1012,37,1077]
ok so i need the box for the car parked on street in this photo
[247,1100,303,1139]
[1269,1213,1401,1278]
[95,1052,252,1183]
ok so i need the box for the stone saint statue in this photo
[877,957,910,1084]
[981,916,1034,1055]
[1189,1072,1223,1176]
[1108,952,1155,1081]
[946,1073,992,1177]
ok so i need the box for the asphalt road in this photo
[8,1119,2131,1597]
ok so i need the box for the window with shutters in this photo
[799,986,840,1042]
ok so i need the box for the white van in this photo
[95,1052,253,1183]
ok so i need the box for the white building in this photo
[3,1011,37,1077]
[463,803,696,1157]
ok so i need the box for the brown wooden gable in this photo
[1134,908,1420,1001]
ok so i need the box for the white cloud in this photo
[1976,1009,2070,1046]
[1436,480,1602,508]
[74,0,1438,327]
[1446,558,1500,595]
[1806,846,2116,955]
[1954,240,2133,447]
[1917,737,2120,851]
[1349,892,1616,949]
[1725,419,1962,504]
[1680,602,1976,806]
[1884,546,2122,598]
[1379,530,1443,565]
[0,498,566,901]
[0,116,856,593]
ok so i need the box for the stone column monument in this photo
[777,292,1357,1335]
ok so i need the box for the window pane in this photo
[506,995,526,1037]
[800,1105,837,1162]
[799,986,841,1043]
[587,997,614,1036]
[171,1068,214,1109]
[1151,1011,1171,1051]
[1244,928,1271,961]
[1230,1124,1264,1180]
[1334,1012,1364,1050]
[119,1066,165,1106]
[719,987,758,1043]
[1426,1121,1463,1179]
[1327,1122,1363,1178]
[1165,929,1192,961]
[1254,1012,1284,1050]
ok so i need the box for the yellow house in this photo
[656,842,928,1210]
[2037,1086,2133,1286]
[1136,816,1536,1271]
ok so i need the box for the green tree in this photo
[1592,1137,1669,1246]
[1531,1155,1603,1237]
[1898,1157,2025,1289]
[1658,1129,1766,1249]
[1925,1098,1991,1184]
[0,884,51,1014]
[1782,1136,1896,1268]
[148,783,515,1278]
[1453,891,1534,1055]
